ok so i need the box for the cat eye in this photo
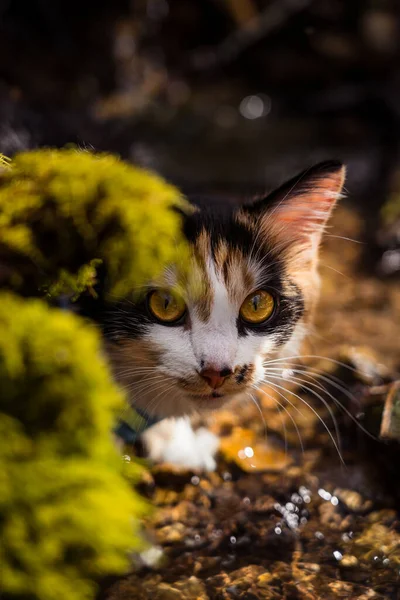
[147,289,186,324]
[239,290,275,325]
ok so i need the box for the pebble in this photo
[340,554,359,568]
[334,488,373,513]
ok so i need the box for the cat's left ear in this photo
[239,161,346,259]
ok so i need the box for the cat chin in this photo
[177,387,248,414]
[185,393,233,412]
[128,385,243,420]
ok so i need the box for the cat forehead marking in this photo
[191,231,258,323]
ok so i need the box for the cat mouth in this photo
[188,390,224,400]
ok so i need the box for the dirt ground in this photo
[105,204,400,600]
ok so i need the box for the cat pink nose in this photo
[200,367,232,389]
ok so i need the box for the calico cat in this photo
[96,161,346,466]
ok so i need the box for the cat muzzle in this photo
[200,367,232,389]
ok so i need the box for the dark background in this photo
[1,0,399,268]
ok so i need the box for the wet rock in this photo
[318,502,345,530]
[155,577,209,600]
[193,555,222,575]
[108,575,208,600]
[333,488,373,513]
[152,500,200,528]
[252,496,276,514]
[208,565,283,599]
[219,427,293,473]
[340,554,359,567]
[354,523,400,564]
[367,509,397,525]
[156,522,187,544]
[139,545,165,568]
[153,488,181,506]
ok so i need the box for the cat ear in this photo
[240,161,346,258]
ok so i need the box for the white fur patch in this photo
[142,417,219,471]
[191,257,238,370]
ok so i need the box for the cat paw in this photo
[141,417,219,471]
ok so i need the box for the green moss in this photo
[0,148,189,599]
[0,149,190,298]
[0,293,148,600]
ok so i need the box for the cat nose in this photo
[200,367,232,389]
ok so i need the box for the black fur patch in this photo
[184,202,254,257]
[183,198,305,343]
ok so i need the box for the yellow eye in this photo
[148,290,186,323]
[239,290,275,324]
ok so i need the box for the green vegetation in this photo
[0,149,189,298]
[0,149,189,599]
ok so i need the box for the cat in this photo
[91,161,346,468]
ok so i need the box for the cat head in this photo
[104,161,346,418]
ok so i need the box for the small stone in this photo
[219,427,292,473]
[340,554,359,568]
[256,572,273,588]
[354,522,400,562]
[156,522,186,544]
[139,545,164,568]
[155,577,209,600]
[297,562,321,573]
[333,488,373,513]
[319,502,342,528]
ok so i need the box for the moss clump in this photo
[0,148,190,298]
[0,293,147,600]
[0,149,190,599]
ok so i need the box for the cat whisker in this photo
[319,262,351,279]
[263,354,368,378]
[257,378,345,465]
[250,388,294,457]
[246,392,268,439]
[116,375,172,422]
[264,366,378,441]
[263,370,342,454]
[142,380,179,418]
[275,401,289,457]
[324,234,363,244]
[263,360,353,389]
[252,383,305,454]
[112,367,159,378]
[127,380,177,420]
[117,374,166,396]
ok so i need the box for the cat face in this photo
[104,161,345,418]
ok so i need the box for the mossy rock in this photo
[0,149,190,298]
[0,293,147,600]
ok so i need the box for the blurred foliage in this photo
[0,148,190,298]
[0,148,191,599]
[0,293,148,600]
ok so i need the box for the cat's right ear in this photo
[238,161,346,261]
